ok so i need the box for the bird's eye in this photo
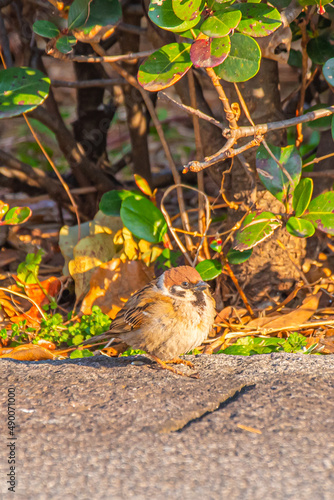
[182,281,189,287]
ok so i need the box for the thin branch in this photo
[47,48,155,64]
[0,287,47,321]
[187,69,211,261]
[224,262,255,318]
[90,42,193,251]
[184,137,263,172]
[206,67,239,130]
[296,19,309,146]
[158,91,224,130]
[23,115,81,239]
[303,151,334,169]
[223,106,334,140]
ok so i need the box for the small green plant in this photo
[217,332,315,356]
[7,306,111,348]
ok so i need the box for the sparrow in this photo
[86,266,216,377]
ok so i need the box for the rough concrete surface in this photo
[0,353,333,500]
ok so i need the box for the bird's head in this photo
[158,266,210,304]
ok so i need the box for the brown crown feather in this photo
[163,266,202,287]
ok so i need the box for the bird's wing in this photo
[110,282,158,333]
[82,281,159,345]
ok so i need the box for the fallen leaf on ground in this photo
[0,344,56,360]
[247,293,321,330]
[81,257,154,318]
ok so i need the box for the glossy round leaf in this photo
[305,104,333,130]
[56,36,78,54]
[286,217,315,238]
[172,0,203,21]
[301,191,334,235]
[0,67,50,119]
[1,206,32,226]
[148,0,201,32]
[195,259,223,280]
[138,43,192,91]
[323,58,334,87]
[227,247,253,264]
[33,20,60,38]
[120,197,167,243]
[78,0,122,33]
[233,211,281,251]
[292,178,313,217]
[256,144,302,203]
[190,36,230,68]
[307,36,334,65]
[201,10,241,38]
[230,2,281,37]
[68,0,91,30]
[215,34,261,82]
[0,201,9,218]
[99,190,144,217]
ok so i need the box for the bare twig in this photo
[0,287,47,321]
[187,69,211,260]
[47,48,155,64]
[90,42,194,252]
[161,184,211,267]
[224,262,255,318]
[158,92,224,130]
[296,19,309,146]
[206,67,238,129]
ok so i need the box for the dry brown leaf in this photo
[0,344,56,361]
[247,293,322,331]
[81,257,154,318]
[10,277,61,327]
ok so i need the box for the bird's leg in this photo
[164,358,195,368]
[149,355,199,379]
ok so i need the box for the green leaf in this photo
[201,10,241,38]
[1,206,32,225]
[301,191,334,235]
[99,190,144,217]
[16,249,44,285]
[292,177,313,217]
[305,104,332,131]
[195,259,223,280]
[138,43,192,91]
[56,36,78,54]
[307,35,334,65]
[230,2,282,37]
[215,33,261,82]
[227,248,253,264]
[0,67,50,119]
[256,144,302,203]
[323,57,334,87]
[120,197,167,243]
[288,49,302,68]
[148,0,201,32]
[286,216,315,238]
[70,348,94,359]
[172,0,203,21]
[0,201,9,218]
[190,36,230,68]
[78,0,122,33]
[68,0,91,30]
[33,20,60,38]
[233,211,281,251]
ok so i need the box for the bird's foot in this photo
[165,358,195,369]
[150,355,199,379]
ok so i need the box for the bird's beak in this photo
[195,280,209,291]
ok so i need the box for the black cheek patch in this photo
[192,290,206,309]
[170,286,186,298]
